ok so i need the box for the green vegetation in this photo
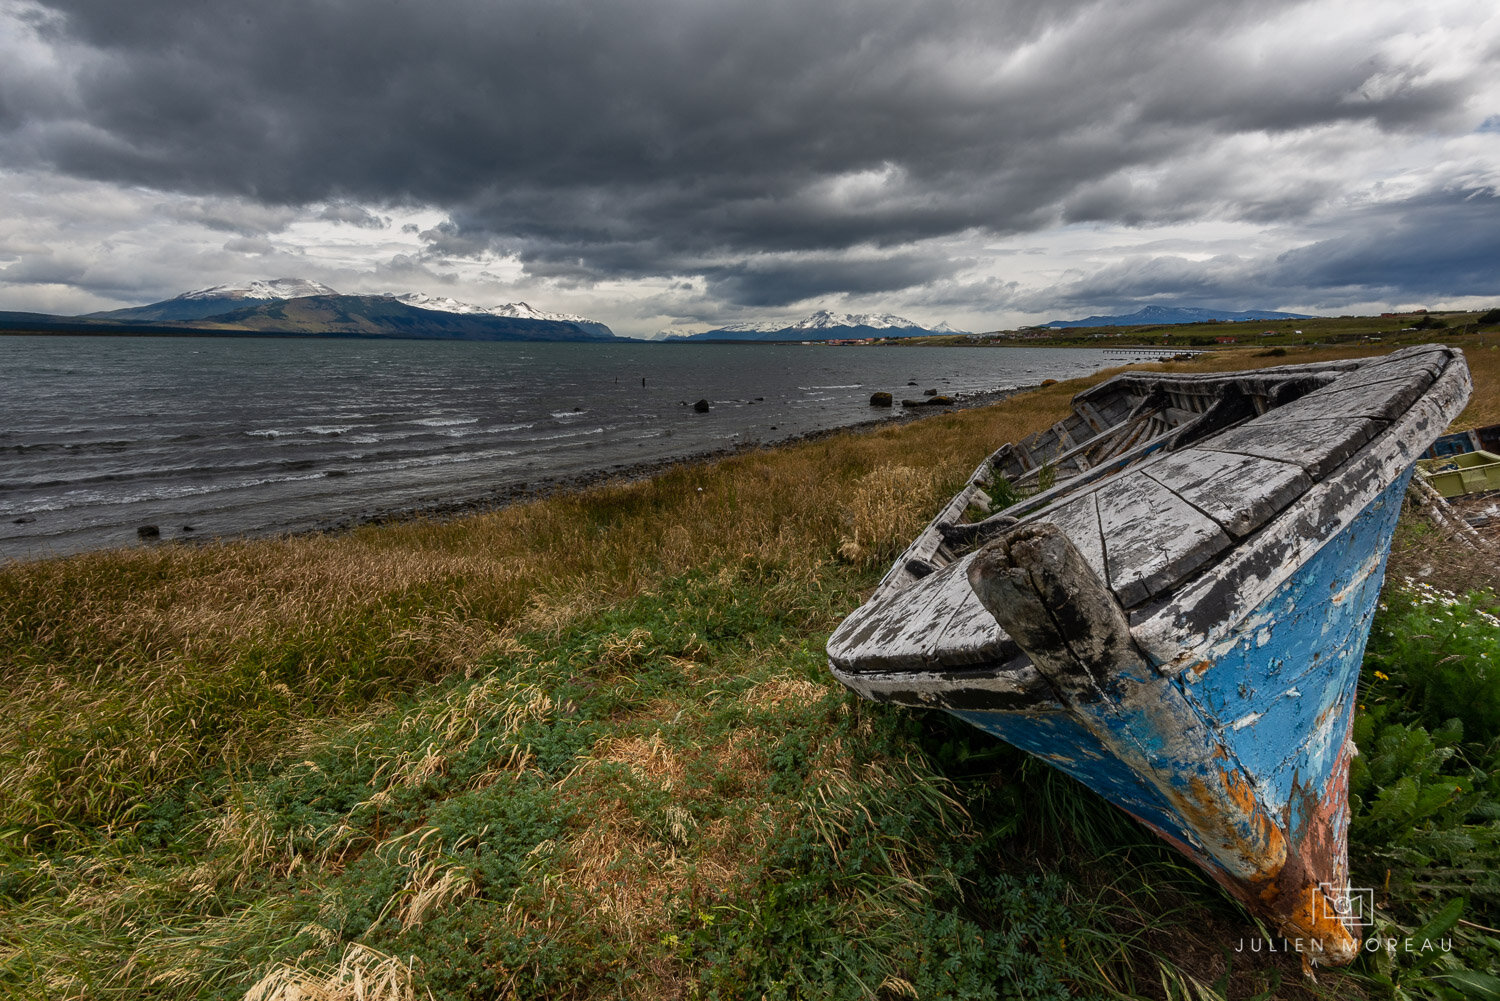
[1348,581,1500,998]
[908,309,1500,351]
[3,341,1500,998]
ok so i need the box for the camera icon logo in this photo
[1318,883,1374,929]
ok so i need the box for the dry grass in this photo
[7,341,1486,840]
[0,368,1089,839]
[835,464,944,566]
[3,338,1492,1000]
[243,944,424,1001]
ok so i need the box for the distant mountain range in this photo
[1040,305,1315,328]
[0,279,621,342]
[670,309,965,342]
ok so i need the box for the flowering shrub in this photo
[1366,578,1500,744]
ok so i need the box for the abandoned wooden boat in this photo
[827,345,1471,965]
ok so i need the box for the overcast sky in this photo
[2,0,1497,337]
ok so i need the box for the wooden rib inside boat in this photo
[827,344,1471,965]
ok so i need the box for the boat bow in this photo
[827,345,1472,964]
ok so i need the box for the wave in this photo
[6,439,135,454]
[411,416,479,427]
[522,427,606,442]
[8,472,335,513]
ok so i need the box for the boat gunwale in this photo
[827,346,1471,704]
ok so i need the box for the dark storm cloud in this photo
[316,203,389,229]
[1268,189,1500,300]
[0,249,93,287]
[0,0,1489,306]
[1012,186,1500,314]
[701,252,962,307]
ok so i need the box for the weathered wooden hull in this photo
[950,471,1407,963]
[827,345,1472,964]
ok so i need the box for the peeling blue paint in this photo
[1182,469,1410,842]
[946,468,1410,889]
[949,706,1205,851]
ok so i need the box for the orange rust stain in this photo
[1284,884,1359,966]
[1159,767,1287,884]
[1222,766,1251,811]
[1134,720,1361,966]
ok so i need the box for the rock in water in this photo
[869,391,893,407]
[693,399,711,412]
[137,525,161,539]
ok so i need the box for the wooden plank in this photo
[859,495,1111,672]
[1342,345,1448,384]
[1167,391,1208,414]
[924,596,1016,667]
[1096,415,1155,461]
[1004,411,1149,483]
[1140,448,1312,539]
[1163,406,1199,425]
[1096,471,1233,608]
[1197,416,1381,481]
[1094,396,1136,425]
[1075,400,1110,433]
[1134,353,1471,671]
[927,553,1021,668]
[827,658,1051,710]
[1256,369,1433,425]
[999,428,1176,521]
[872,480,978,598]
[830,561,972,671]
[880,558,1005,668]
[1040,492,1108,581]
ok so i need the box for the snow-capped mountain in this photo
[490,301,601,326]
[393,293,614,337]
[391,291,494,315]
[89,279,344,323]
[83,279,619,341]
[789,309,923,331]
[674,309,963,342]
[181,278,339,301]
[716,319,795,334]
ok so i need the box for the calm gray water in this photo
[0,336,1143,561]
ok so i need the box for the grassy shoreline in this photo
[3,343,1500,999]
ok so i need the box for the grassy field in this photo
[3,342,1500,999]
[912,309,1500,352]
